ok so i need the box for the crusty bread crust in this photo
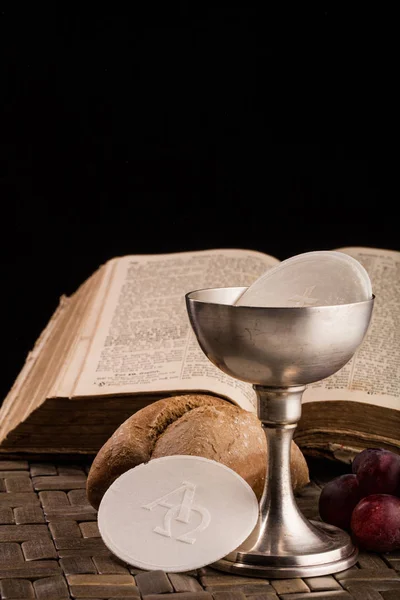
[86,394,309,509]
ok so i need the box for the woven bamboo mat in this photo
[0,457,399,600]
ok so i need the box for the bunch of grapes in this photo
[318,448,400,552]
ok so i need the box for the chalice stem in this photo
[250,385,324,554]
[262,420,298,518]
[259,385,304,515]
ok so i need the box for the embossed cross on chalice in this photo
[185,286,374,578]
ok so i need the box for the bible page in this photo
[303,246,400,411]
[71,249,279,412]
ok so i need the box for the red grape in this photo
[318,474,360,531]
[355,448,400,497]
[351,494,400,552]
[352,448,389,474]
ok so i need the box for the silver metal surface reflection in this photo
[185,287,374,578]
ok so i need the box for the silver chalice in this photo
[185,287,374,578]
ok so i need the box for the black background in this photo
[0,5,397,403]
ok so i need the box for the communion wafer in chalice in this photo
[185,251,374,578]
[235,250,372,308]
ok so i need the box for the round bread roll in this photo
[86,394,309,509]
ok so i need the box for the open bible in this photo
[0,246,399,463]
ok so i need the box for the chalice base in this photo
[211,520,358,578]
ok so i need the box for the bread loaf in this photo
[86,394,309,509]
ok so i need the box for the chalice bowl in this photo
[185,287,374,578]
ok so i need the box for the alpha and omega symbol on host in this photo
[142,481,211,545]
